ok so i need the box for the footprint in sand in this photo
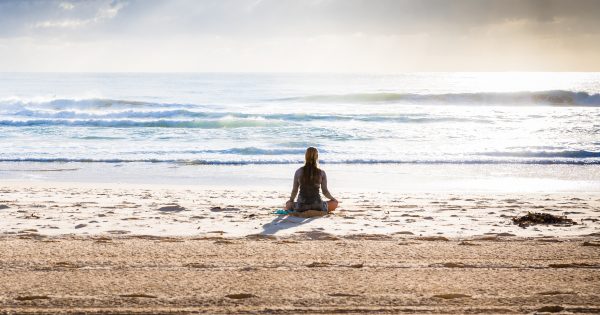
[158,205,186,212]
[393,231,414,235]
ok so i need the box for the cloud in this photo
[33,19,88,29]
[32,0,125,29]
[96,1,124,19]
[59,2,75,10]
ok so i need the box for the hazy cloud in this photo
[31,1,125,29]
[59,2,75,10]
[0,0,598,71]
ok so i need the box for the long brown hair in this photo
[302,147,320,185]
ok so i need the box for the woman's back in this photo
[286,147,338,213]
[296,166,323,204]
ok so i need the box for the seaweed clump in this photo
[512,212,576,228]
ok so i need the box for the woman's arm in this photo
[321,170,336,200]
[289,168,301,202]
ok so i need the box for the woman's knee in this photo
[328,200,338,211]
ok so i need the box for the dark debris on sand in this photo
[512,212,576,228]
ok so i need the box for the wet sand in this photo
[1,237,600,314]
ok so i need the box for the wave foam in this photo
[0,119,281,129]
[0,98,196,111]
[479,150,600,159]
[1,157,598,165]
[2,109,491,125]
[276,90,600,106]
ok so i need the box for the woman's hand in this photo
[285,200,294,211]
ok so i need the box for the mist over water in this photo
[1,72,599,166]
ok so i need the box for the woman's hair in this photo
[302,147,320,185]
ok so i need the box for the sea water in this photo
[1,72,599,192]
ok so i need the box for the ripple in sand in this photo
[294,230,339,240]
[348,263,364,268]
[306,262,331,268]
[417,236,449,241]
[537,306,564,313]
[431,262,475,268]
[226,293,256,299]
[583,241,600,247]
[55,262,80,269]
[119,294,157,298]
[548,263,599,268]
[246,234,276,240]
[106,230,130,234]
[537,291,577,296]
[15,295,50,301]
[432,293,471,299]
[344,234,393,240]
[214,240,234,244]
[329,293,360,297]
[184,263,210,268]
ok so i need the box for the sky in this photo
[0,0,599,73]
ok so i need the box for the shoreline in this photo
[2,162,600,193]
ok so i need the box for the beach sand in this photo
[1,181,600,313]
[1,181,599,238]
[1,237,600,314]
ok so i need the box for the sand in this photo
[1,237,600,314]
[1,181,600,313]
[1,181,599,238]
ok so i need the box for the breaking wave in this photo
[276,90,600,106]
[478,150,600,159]
[0,114,491,126]
[0,97,197,110]
[0,119,281,129]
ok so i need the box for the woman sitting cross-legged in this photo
[285,147,338,216]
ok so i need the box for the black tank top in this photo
[298,168,322,204]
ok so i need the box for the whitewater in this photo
[1,72,599,167]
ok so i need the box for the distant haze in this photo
[1,0,599,72]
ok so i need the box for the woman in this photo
[285,147,338,212]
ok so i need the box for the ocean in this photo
[1,72,599,192]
